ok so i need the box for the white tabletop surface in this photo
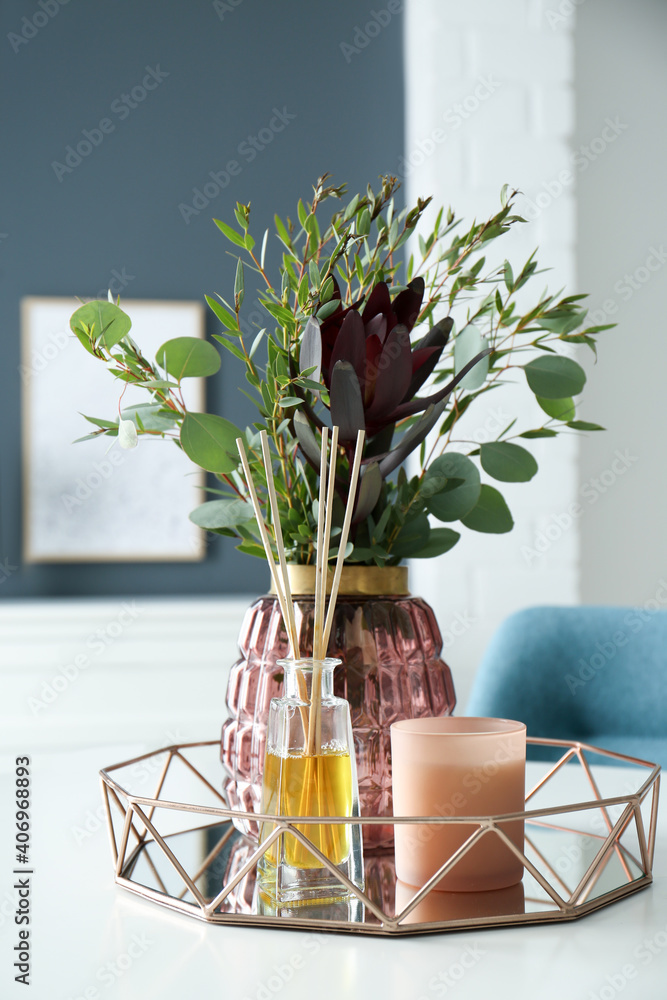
[2,743,666,1000]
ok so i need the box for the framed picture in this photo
[21,297,207,563]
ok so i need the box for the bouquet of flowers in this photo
[69,174,607,566]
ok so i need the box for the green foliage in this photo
[480,442,538,483]
[70,300,132,350]
[156,338,221,380]
[461,485,514,534]
[524,355,587,399]
[67,173,610,566]
[180,413,241,474]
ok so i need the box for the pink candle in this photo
[391,717,526,892]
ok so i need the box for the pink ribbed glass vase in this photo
[220,566,455,851]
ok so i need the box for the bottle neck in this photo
[280,658,339,702]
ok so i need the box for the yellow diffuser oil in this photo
[256,658,364,903]
[259,746,353,869]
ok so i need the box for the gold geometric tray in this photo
[99,739,660,936]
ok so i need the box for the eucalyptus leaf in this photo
[461,485,513,533]
[70,301,131,350]
[122,403,178,433]
[180,412,241,474]
[80,413,117,429]
[72,326,97,356]
[424,453,481,522]
[189,498,255,530]
[390,513,430,559]
[537,396,575,421]
[566,420,605,431]
[524,355,586,399]
[156,338,221,380]
[480,442,538,483]
[411,527,461,558]
[520,428,558,439]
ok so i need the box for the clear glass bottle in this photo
[256,657,365,904]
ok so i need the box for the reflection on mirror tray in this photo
[395,879,525,924]
[121,814,648,931]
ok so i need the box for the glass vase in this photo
[221,566,456,850]
[256,657,365,904]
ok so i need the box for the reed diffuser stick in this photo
[313,424,339,750]
[259,430,299,658]
[237,436,313,742]
[312,427,329,663]
[306,427,364,755]
[315,424,339,658]
[235,437,298,655]
[237,428,365,758]
[321,429,365,653]
[308,427,329,756]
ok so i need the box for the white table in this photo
[2,744,666,1000]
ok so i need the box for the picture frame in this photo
[21,297,207,563]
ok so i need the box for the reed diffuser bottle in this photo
[235,425,366,905]
[257,657,364,902]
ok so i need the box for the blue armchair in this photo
[466,606,667,768]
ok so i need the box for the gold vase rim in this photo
[268,564,410,597]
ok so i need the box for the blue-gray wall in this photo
[0,0,405,598]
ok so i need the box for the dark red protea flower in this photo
[293,277,489,521]
[319,277,453,440]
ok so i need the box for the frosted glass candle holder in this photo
[391,717,526,892]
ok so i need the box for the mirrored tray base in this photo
[99,739,660,936]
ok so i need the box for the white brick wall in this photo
[404,0,579,709]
